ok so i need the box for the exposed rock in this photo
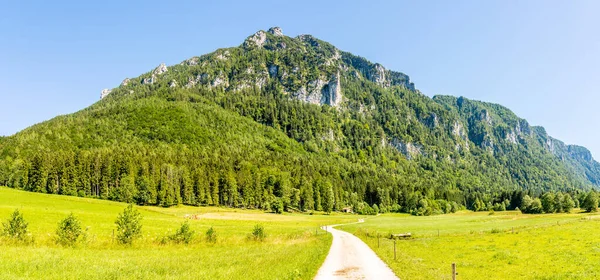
[121,78,130,86]
[294,78,327,105]
[390,138,423,160]
[185,76,197,88]
[184,57,199,66]
[506,130,518,144]
[452,121,467,140]
[276,42,287,49]
[244,30,267,48]
[482,137,495,154]
[481,110,492,125]
[267,27,284,36]
[210,73,229,88]
[169,80,178,88]
[321,71,343,107]
[142,74,156,85]
[100,89,112,99]
[372,64,389,87]
[153,63,168,75]
[216,50,230,60]
[426,113,439,128]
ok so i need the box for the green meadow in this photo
[0,187,359,280]
[339,211,600,279]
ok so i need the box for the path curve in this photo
[314,221,399,280]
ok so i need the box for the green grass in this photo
[340,211,600,279]
[0,187,361,279]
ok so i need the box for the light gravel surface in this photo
[314,221,399,280]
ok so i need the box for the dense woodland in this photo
[1,29,598,215]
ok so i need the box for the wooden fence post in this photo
[452,263,457,280]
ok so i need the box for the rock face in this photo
[390,138,423,160]
[153,63,168,75]
[142,75,156,85]
[321,72,343,107]
[100,89,112,99]
[244,30,267,48]
[267,27,283,36]
[292,72,344,108]
[121,78,130,86]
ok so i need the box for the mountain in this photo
[0,27,598,214]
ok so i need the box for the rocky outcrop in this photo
[452,121,467,140]
[121,78,130,86]
[153,63,168,75]
[169,80,178,88]
[100,89,112,99]
[216,51,230,60]
[292,72,343,108]
[184,57,199,66]
[321,72,343,107]
[267,27,283,36]
[244,30,267,48]
[426,113,439,128]
[390,138,423,160]
[142,75,156,85]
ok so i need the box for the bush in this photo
[251,224,266,241]
[56,213,83,246]
[169,221,195,244]
[115,204,142,244]
[2,209,29,241]
[206,227,217,243]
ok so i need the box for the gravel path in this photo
[314,222,399,280]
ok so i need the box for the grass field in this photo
[339,210,600,279]
[0,187,361,280]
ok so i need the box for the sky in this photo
[1,0,599,158]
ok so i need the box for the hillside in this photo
[0,27,598,214]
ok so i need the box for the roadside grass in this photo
[340,211,600,279]
[0,187,360,279]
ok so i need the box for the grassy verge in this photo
[339,211,600,279]
[0,187,360,279]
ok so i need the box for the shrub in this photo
[169,221,195,244]
[2,209,28,240]
[251,224,266,241]
[206,227,217,243]
[56,213,83,246]
[115,204,142,244]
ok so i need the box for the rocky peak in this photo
[267,27,283,36]
[153,63,168,75]
[120,78,130,86]
[372,63,388,87]
[100,89,112,99]
[244,30,267,48]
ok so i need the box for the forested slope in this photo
[0,27,597,214]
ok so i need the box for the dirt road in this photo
[314,222,399,280]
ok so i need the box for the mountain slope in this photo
[0,27,597,214]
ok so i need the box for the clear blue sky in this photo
[1,0,599,158]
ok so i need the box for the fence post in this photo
[452,263,457,280]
